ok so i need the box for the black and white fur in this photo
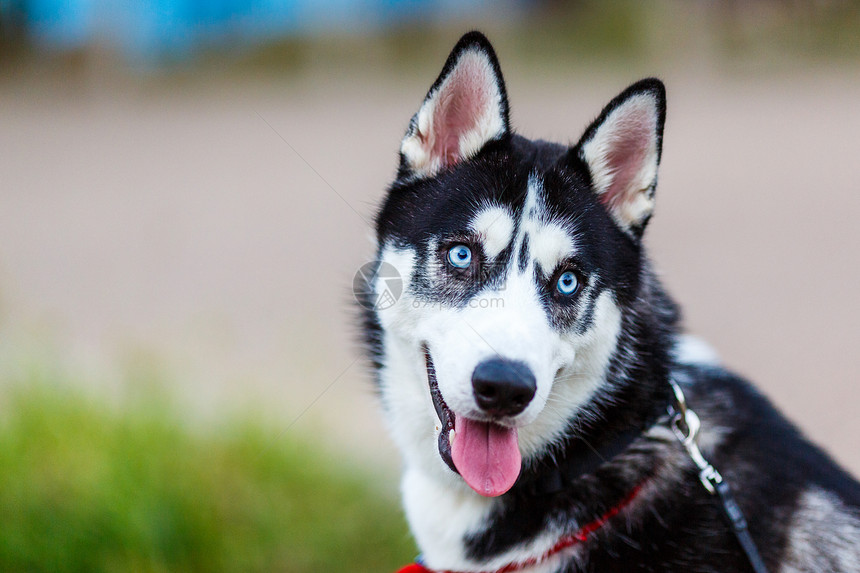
[360,32,860,572]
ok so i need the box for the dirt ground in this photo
[1,60,858,477]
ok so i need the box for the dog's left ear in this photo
[399,31,510,179]
[573,79,666,235]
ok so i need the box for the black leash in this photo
[668,379,770,573]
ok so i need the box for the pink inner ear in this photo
[430,55,495,169]
[601,114,655,210]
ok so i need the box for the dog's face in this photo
[365,33,666,498]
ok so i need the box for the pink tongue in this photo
[451,418,521,497]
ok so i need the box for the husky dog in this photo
[358,32,860,572]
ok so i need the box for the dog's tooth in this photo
[449,429,456,444]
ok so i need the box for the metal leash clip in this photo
[668,379,723,494]
[667,378,770,573]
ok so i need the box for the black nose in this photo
[471,358,536,417]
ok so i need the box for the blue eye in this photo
[556,271,579,295]
[447,244,472,269]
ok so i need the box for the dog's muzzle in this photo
[423,346,532,497]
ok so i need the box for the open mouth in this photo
[423,345,522,497]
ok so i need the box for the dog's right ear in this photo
[571,79,666,236]
[399,32,510,179]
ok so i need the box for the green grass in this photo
[0,378,416,573]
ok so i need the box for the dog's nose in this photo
[471,358,536,417]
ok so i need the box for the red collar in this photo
[396,483,643,573]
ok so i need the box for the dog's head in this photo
[362,32,668,497]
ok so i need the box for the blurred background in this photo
[1,1,859,571]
